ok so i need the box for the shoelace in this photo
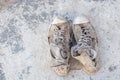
[52,26,69,60]
[78,26,92,49]
[53,27,65,45]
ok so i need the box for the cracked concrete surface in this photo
[0,0,120,80]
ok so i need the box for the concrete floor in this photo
[0,0,120,80]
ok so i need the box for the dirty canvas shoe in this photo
[71,16,99,74]
[48,16,70,76]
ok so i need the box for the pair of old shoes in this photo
[48,16,99,76]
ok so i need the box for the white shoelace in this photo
[78,26,92,49]
[53,27,66,46]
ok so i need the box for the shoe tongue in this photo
[81,48,88,53]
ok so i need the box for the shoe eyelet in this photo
[60,50,68,59]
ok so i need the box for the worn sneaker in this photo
[48,16,70,76]
[71,16,99,74]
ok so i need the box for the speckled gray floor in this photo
[0,0,120,80]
